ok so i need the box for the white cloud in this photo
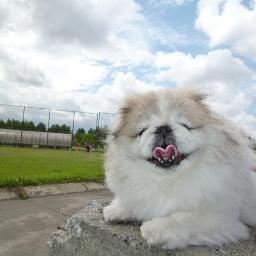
[0,0,190,106]
[0,48,109,91]
[155,49,254,86]
[0,71,156,113]
[0,3,8,28]
[2,0,188,66]
[0,0,161,78]
[233,111,256,139]
[31,0,142,47]
[155,49,256,137]
[196,0,256,61]
[28,0,158,66]
[79,72,159,113]
[0,1,110,92]
[0,51,48,87]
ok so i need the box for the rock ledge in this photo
[48,201,256,256]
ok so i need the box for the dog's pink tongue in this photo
[153,145,178,161]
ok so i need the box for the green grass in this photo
[0,147,104,188]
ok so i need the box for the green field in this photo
[0,147,104,187]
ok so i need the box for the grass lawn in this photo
[0,146,104,188]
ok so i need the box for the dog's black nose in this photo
[155,125,172,135]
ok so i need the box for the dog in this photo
[103,88,256,249]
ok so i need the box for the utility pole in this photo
[20,106,25,145]
[46,109,51,146]
[71,111,76,148]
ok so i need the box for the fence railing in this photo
[0,103,117,149]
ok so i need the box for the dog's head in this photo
[110,88,218,170]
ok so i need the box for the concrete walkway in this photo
[0,190,112,256]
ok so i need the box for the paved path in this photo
[0,190,112,256]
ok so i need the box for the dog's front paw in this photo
[140,219,178,249]
[103,205,120,222]
[103,200,131,223]
[140,220,163,246]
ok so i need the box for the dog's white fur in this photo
[103,88,256,249]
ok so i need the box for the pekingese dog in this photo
[103,88,256,249]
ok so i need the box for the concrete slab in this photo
[28,189,112,216]
[48,201,256,256]
[0,182,106,201]
[0,188,17,200]
[0,190,112,256]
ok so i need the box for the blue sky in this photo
[0,0,255,136]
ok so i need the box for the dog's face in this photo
[112,89,216,170]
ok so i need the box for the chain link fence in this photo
[0,103,117,149]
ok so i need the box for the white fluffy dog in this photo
[103,88,256,249]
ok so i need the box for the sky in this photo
[0,0,255,136]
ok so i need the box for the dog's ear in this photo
[190,91,208,103]
[111,105,131,138]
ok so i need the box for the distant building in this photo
[0,129,72,148]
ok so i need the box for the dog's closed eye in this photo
[180,123,194,131]
[137,127,148,136]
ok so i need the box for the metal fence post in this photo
[46,109,51,146]
[95,113,97,130]
[98,112,101,128]
[20,106,25,145]
[95,113,99,150]
[97,112,101,150]
[71,111,75,147]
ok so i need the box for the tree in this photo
[35,122,46,132]
[73,128,103,147]
[26,121,35,131]
[5,119,12,129]
[74,128,85,144]
[10,119,21,129]
[0,119,5,128]
[49,124,71,133]
[49,124,61,133]
[76,128,85,135]
[0,118,101,139]
[84,132,95,146]
[86,127,108,149]
[20,120,35,131]
[60,124,71,133]
[72,137,79,146]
